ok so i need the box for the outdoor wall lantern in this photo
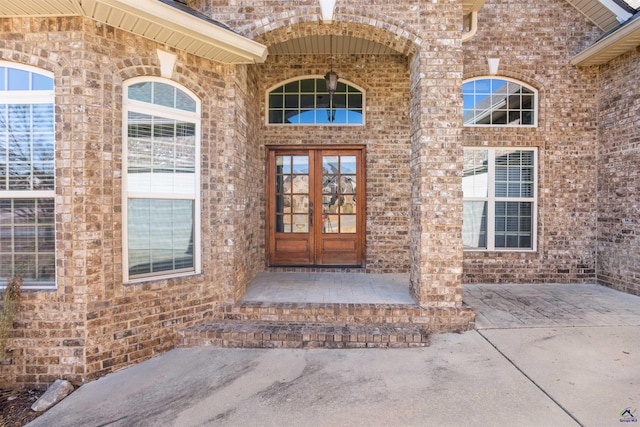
[325,70,339,96]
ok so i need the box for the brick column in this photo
[408,4,464,308]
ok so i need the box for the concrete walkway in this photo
[28,283,640,427]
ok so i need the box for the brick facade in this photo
[0,0,638,388]
[462,0,601,284]
[0,17,242,387]
[597,46,640,296]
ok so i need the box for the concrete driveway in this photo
[28,283,640,427]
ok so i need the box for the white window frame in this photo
[463,147,538,252]
[463,76,538,128]
[0,61,56,290]
[122,77,201,283]
[265,75,366,126]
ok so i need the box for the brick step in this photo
[214,302,451,326]
[178,320,430,349]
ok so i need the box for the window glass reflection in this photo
[463,78,536,126]
[0,198,55,282]
[127,112,196,194]
[128,199,194,276]
[322,155,357,234]
[268,78,363,125]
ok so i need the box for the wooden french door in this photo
[267,146,365,267]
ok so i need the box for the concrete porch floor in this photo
[242,273,640,329]
[241,271,415,304]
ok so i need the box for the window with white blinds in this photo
[123,79,201,282]
[0,63,55,289]
[463,148,538,251]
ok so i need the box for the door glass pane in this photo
[322,156,339,174]
[293,214,308,233]
[323,175,338,194]
[322,195,337,213]
[292,195,309,213]
[340,195,356,214]
[323,214,339,233]
[276,155,290,174]
[291,175,308,194]
[292,156,308,173]
[275,175,285,193]
[340,176,356,193]
[274,155,308,234]
[275,195,290,213]
[322,154,358,234]
[340,156,356,173]
[340,215,356,233]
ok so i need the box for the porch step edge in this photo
[213,302,476,332]
[178,320,430,349]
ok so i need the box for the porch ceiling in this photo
[268,34,398,56]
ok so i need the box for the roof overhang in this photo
[0,0,267,64]
[463,0,486,15]
[571,14,640,66]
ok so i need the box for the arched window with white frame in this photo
[123,78,201,282]
[0,62,55,289]
[463,77,537,127]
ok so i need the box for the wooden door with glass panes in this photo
[267,146,365,267]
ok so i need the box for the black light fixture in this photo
[324,35,339,122]
[325,69,339,96]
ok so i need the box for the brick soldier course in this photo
[0,0,638,388]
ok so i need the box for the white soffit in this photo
[571,15,640,65]
[81,0,266,64]
[269,35,398,55]
[0,0,82,16]
[565,0,621,31]
[0,0,267,64]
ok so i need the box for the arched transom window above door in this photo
[267,77,365,125]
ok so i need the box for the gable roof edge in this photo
[571,11,640,66]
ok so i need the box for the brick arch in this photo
[0,46,71,77]
[250,16,420,57]
[112,59,211,103]
[463,67,546,94]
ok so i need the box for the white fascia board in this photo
[82,0,267,64]
[599,0,633,21]
[571,16,640,65]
